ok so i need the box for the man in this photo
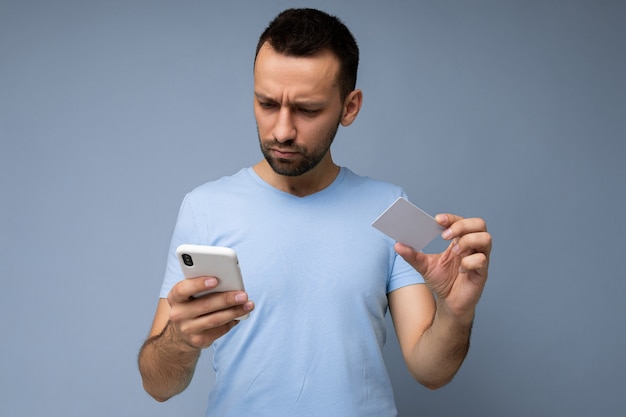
[139,8,491,416]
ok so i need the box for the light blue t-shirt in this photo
[160,167,424,416]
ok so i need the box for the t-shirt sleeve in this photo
[387,252,425,293]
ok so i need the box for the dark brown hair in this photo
[255,8,359,101]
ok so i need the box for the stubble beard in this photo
[257,122,340,177]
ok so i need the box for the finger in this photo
[452,231,492,259]
[441,217,488,241]
[185,299,253,334]
[187,290,252,319]
[195,301,255,329]
[435,213,464,228]
[395,242,428,276]
[182,319,240,349]
[171,295,254,346]
[168,276,219,303]
[459,252,489,277]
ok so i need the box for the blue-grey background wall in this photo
[1,1,624,416]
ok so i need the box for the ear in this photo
[340,89,363,127]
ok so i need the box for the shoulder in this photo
[340,167,407,202]
[184,168,254,202]
[190,168,251,192]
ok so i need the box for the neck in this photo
[253,157,340,197]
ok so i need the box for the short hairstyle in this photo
[255,8,359,101]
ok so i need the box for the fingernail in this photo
[452,243,461,254]
[205,278,217,287]
[442,228,453,240]
[234,293,247,303]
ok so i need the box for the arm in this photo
[389,285,472,389]
[138,277,255,401]
[391,214,491,389]
[138,299,201,402]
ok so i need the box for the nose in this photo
[272,107,296,143]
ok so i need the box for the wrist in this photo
[162,321,202,353]
[435,298,475,329]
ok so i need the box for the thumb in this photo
[394,242,428,276]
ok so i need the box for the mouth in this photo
[270,147,300,159]
[273,149,296,156]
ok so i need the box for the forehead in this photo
[254,43,341,101]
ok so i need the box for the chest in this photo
[205,196,393,310]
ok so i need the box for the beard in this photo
[257,120,340,177]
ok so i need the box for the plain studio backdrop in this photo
[1,1,624,416]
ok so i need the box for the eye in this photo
[298,108,320,116]
[258,101,278,110]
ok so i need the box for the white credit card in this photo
[372,197,444,251]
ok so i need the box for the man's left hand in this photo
[395,214,492,322]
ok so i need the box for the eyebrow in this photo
[254,93,276,103]
[254,92,326,108]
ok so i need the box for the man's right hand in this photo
[167,276,255,349]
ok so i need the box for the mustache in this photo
[263,138,305,153]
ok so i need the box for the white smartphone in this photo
[176,244,248,319]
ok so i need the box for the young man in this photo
[139,8,491,416]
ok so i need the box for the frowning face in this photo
[253,43,346,177]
